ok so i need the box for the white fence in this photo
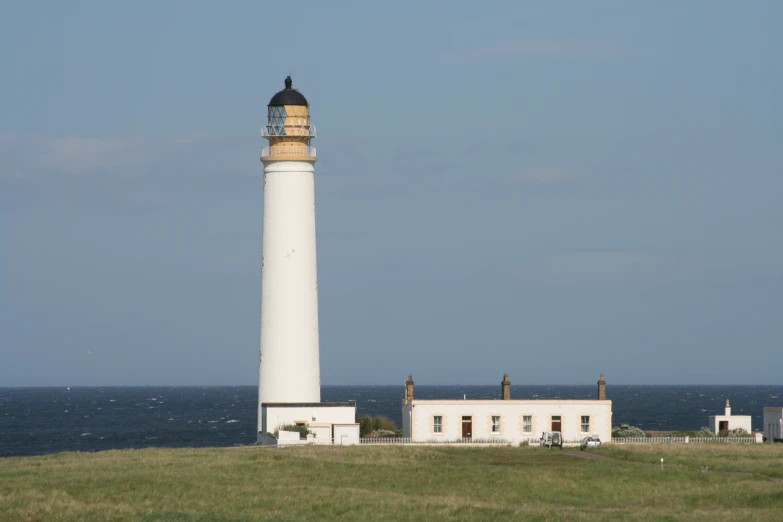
[361,437,413,445]
[358,436,759,446]
[611,436,757,444]
[360,437,513,445]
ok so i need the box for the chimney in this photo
[725,398,731,416]
[405,374,415,401]
[502,374,511,400]
[597,374,606,400]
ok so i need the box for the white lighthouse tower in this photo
[258,76,320,405]
[257,77,357,444]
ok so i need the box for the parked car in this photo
[580,436,601,450]
[540,431,563,448]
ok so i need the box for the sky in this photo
[1,1,781,386]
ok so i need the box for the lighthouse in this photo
[258,76,320,404]
[257,77,357,444]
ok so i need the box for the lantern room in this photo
[261,76,316,162]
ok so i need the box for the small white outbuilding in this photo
[763,407,783,442]
[708,399,752,435]
[258,401,358,445]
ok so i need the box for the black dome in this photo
[268,76,308,106]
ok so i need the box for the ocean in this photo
[1,385,781,457]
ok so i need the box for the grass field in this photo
[1,444,782,521]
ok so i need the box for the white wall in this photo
[763,408,783,441]
[406,400,612,443]
[708,415,752,435]
[402,402,412,438]
[277,430,306,445]
[259,404,356,442]
[309,425,332,445]
[258,160,321,410]
[333,424,360,445]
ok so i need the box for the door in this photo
[719,420,729,432]
[461,416,472,439]
[551,416,562,432]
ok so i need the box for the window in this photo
[267,106,288,134]
[492,416,501,434]
[581,416,590,433]
[433,415,443,434]
[523,415,533,433]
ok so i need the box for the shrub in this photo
[277,424,312,440]
[359,415,399,437]
[697,426,715,437]
[359,415,374,437]
[728,428,751,437]
[612,424,647,438]
[374,416,398,432]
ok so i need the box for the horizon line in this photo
[1,383,781,388]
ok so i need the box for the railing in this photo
[261,124,316,138]
[360,437,513,445]
[611,436,757,444]
[361,437,413,445]
[357,436,759,446]
[261,146,316,158]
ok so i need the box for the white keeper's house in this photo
[401,374,612,443]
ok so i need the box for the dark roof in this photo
[269,76,308,106]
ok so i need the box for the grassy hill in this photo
[1,444,782,521]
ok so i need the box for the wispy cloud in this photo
[40,133,220,174]
[40,136,147,172]
[0,131,250,180]
[0,131,263,214]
